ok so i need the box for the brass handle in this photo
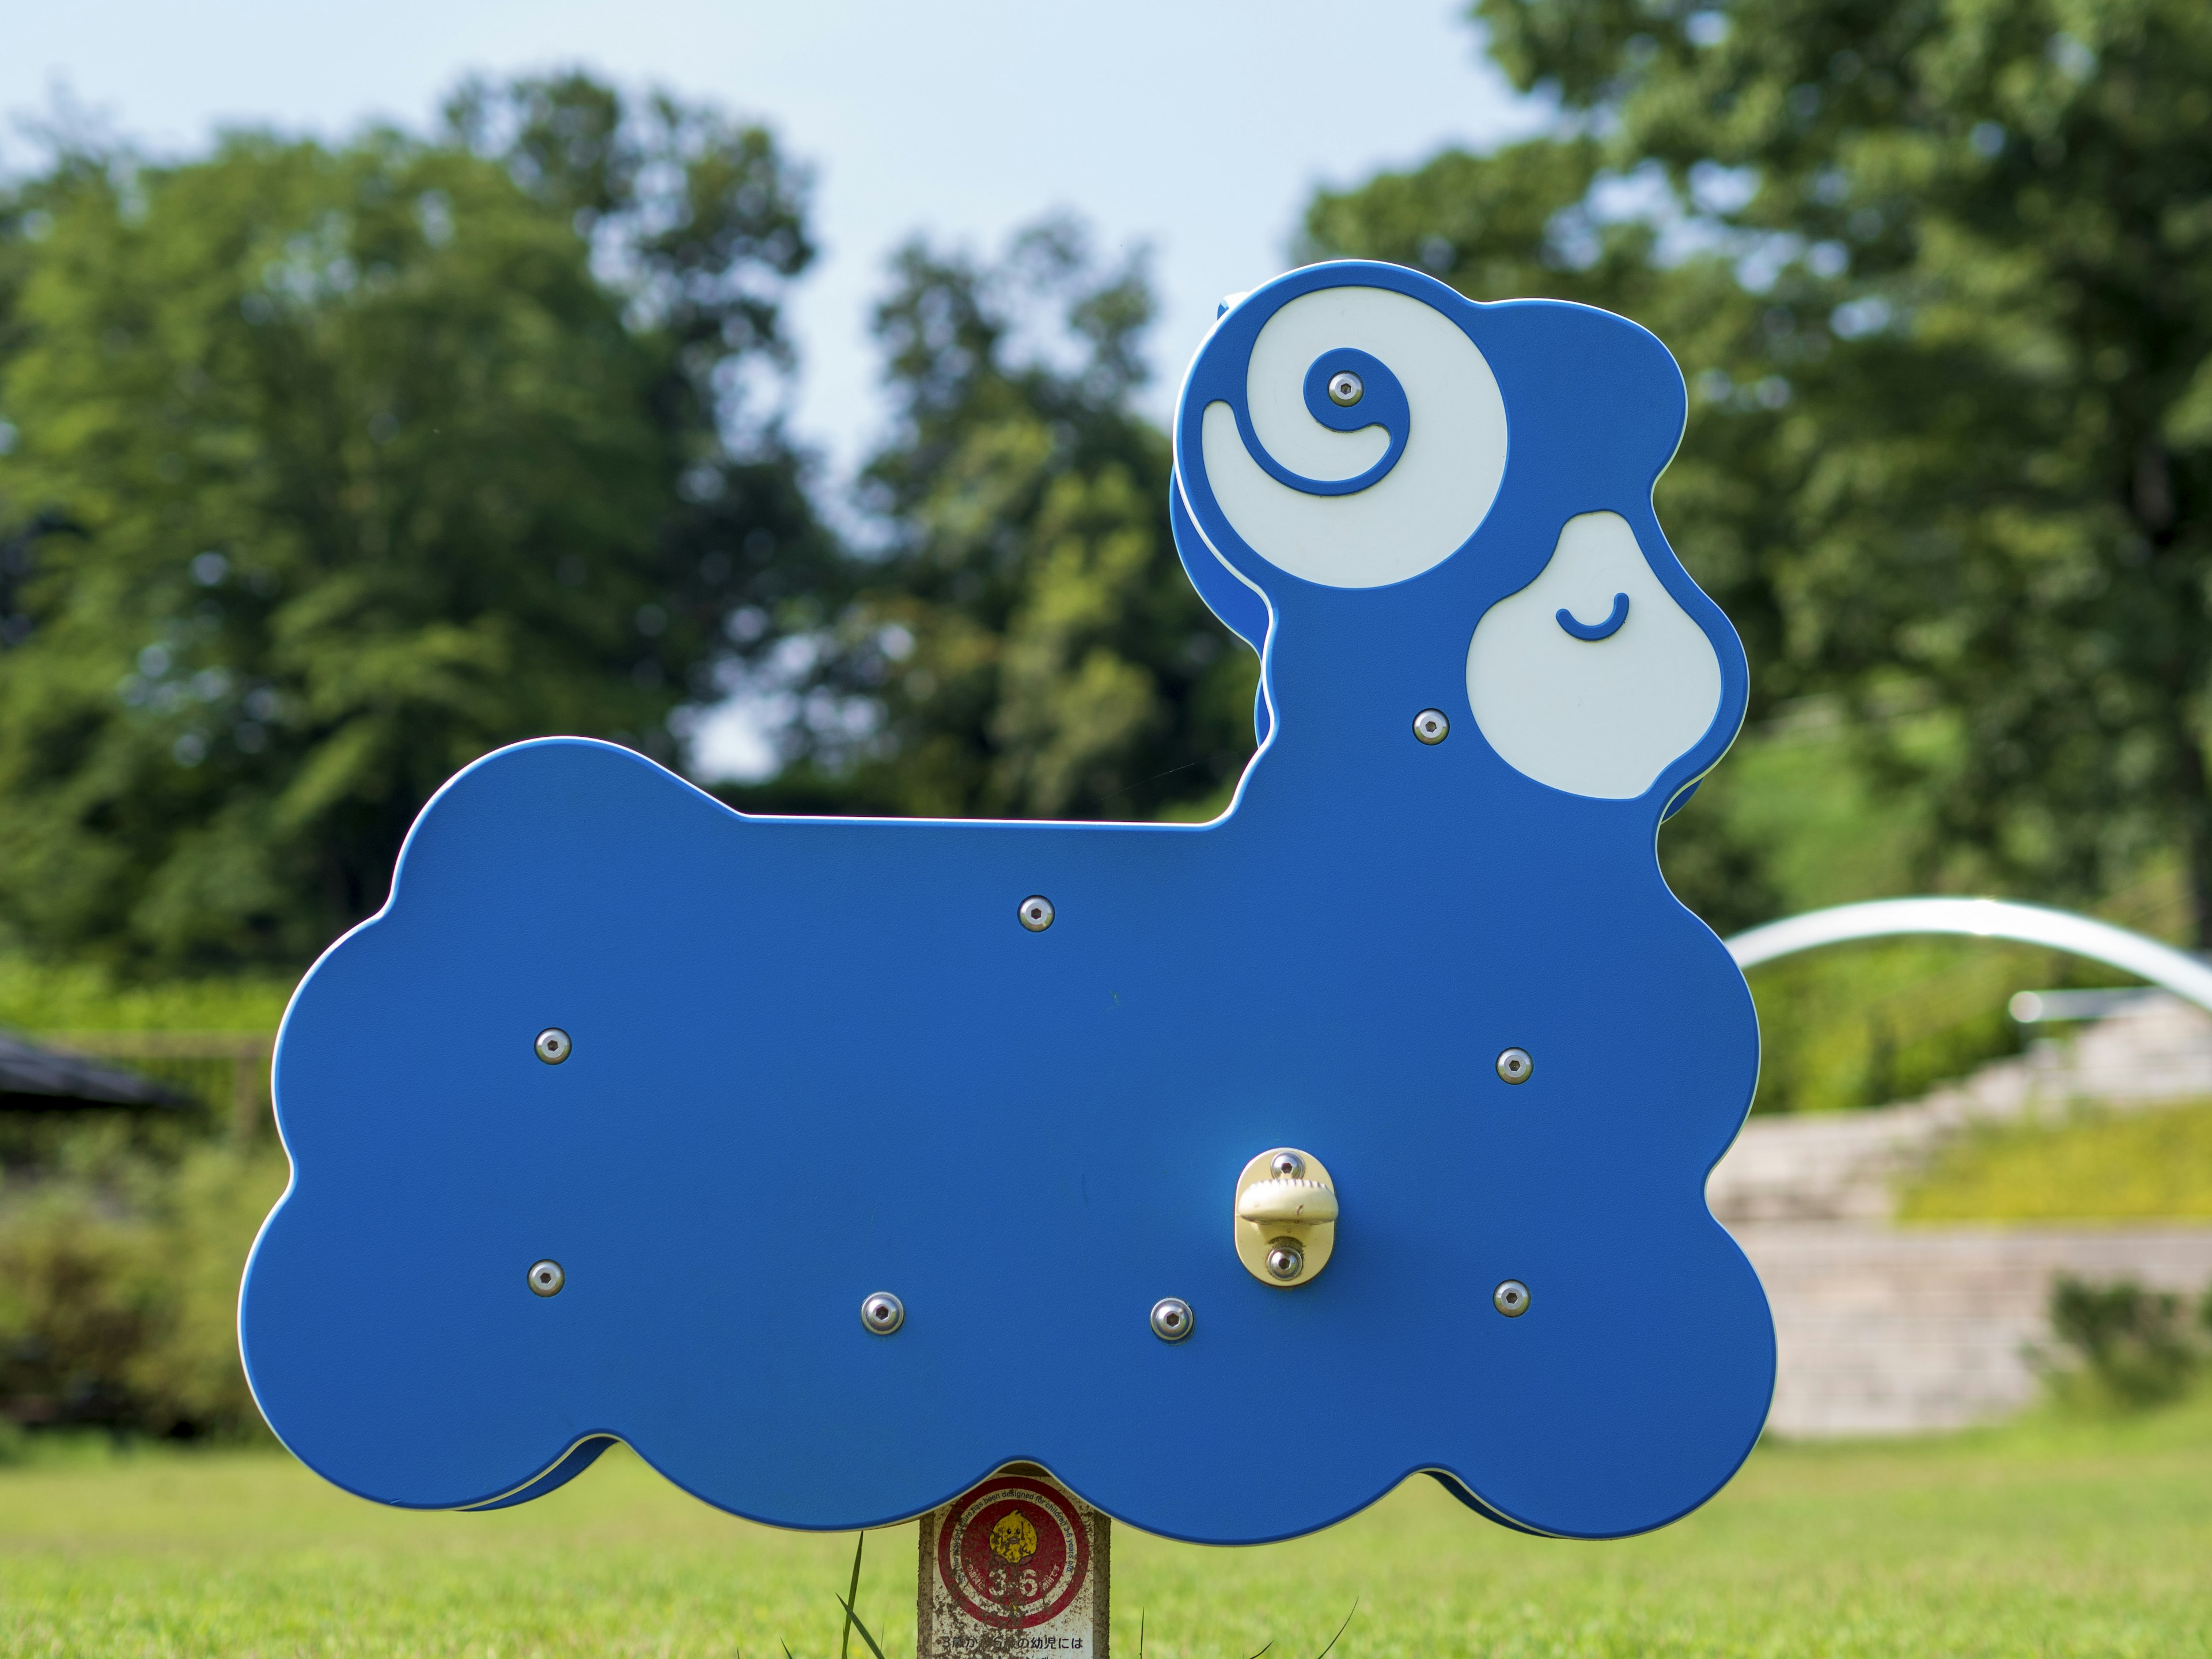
[1236,1179,1339,1227]
[1233,1149,1337,1287]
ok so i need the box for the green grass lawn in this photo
[6,1396,2212,1658]
[1899,1099,2212,1222]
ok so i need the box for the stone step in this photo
[1729,1223,2212,1435]
[1708,994,2212,1224]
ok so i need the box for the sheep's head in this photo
[1171,262,1744,812]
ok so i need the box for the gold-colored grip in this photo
[1232,1150,1338,1287]
[1235,1179,1340,1227]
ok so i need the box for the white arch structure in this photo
[1724,896,2212,1018]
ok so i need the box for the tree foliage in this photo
[740,219,1258,821]
[0,75,831,968]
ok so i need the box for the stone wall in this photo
[1710,994,2212,1435]
[1735,1223,2212,1435]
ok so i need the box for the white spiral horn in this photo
[1197,284,1509,588]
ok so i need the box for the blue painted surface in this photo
[1558,592,1631,641]
[240,261,1772,1545]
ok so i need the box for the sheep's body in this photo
[241,263,1773,1544]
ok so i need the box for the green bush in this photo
[2042,1275,2206,1410]
[0,955,291,1032]
[0,1145,286,1438]
[1897,1099,2212,1222]
[0,948,289,1441]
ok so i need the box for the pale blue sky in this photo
[2,2,1543,774]
[2,1,1541,469]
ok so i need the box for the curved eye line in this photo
[1556,592,1631,641]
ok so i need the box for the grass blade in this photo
[1313,1598,1359,1659]
[839,1531,866,1659]
[834,1595,891,1659]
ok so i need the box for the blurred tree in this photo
[737,218,1259,821]
[0,74,833,968]
[1314,0,2212,940]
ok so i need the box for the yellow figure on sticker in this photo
[990,1512,1040,1565]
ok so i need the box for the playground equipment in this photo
[1728,896,2212,1015]
[240,262,1775,1647]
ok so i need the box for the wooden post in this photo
[916,1465,1108,1657]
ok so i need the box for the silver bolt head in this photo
[1494,1278,1530,1317]
[1496,1047,1533,1084]
[528,1259,565,1297]
[1328,370,1364,406]
[861,1291,906,1334]
[1264,1240,1305,1281]
[1150,1297,1195,1342]
[1017,895,1055,932]
[1413,709,1450,745]
[1268,1150,1305,1179]
[535,1027,571,1065]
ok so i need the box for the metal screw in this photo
[861,1291,906,1335]
[1328,370,1364,407]
[1495,1047,1533,1084]
[1264,1240,1305,1281]
[1493,1279,1529,1317]
[1017,895,1055,932]
[1412,709,1450,745]
[1269,1150,1305,1179]
[528,1259,565,1297]
[1150,1297,1195,1342]
[535,1027,571,1065]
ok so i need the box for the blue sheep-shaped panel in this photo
[240,260,1772,1544]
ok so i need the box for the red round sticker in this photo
[935,1475,1090,1629]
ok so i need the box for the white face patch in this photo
[1197,285,1508,588]
[1466,512,1723,799]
